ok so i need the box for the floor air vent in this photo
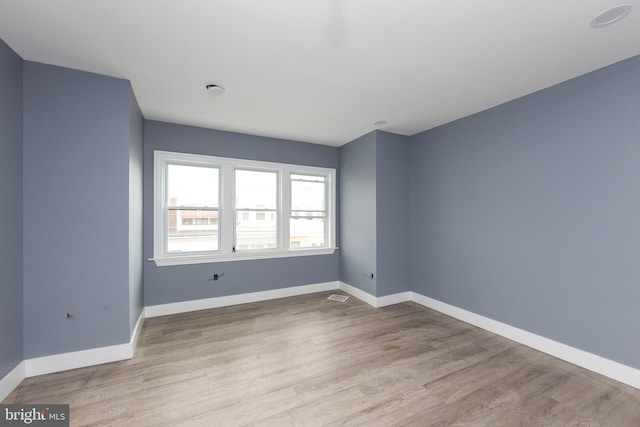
[327,294,349,302]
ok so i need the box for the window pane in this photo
[290,218,325,248]
[290,174,327,248]
[235,169,277,209]
[168,164,219,207]
[292,179,325,211]
[168,209,219,252]
[235,211,277,250]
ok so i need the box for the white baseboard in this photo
[131,309,145,354]
[338,282,378,307]
[145,281,340,318]
[24,311,145,378]
[377,291,412,307]
[409,291,640,390]
[25,342,132,378]
[0,361,25,402]
[338,281,410,308]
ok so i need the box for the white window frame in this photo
[154,150,336,266]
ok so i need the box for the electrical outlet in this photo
[208,273,224,282]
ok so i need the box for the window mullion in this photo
[221,163,235,254]
[328,172,335,248]
[158,158,169,258]
[281,169,291,250]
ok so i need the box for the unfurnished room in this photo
[1,1,640,426]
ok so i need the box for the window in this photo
[154,151,336,265]
[290,174,327,249]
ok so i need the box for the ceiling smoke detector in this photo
[591,5,632,27]
[205,84,225,95]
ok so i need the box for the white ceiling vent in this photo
[591,5,633,28]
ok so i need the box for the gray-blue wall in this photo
[23,62,135,357]
[376,131,410,296]
[338,132,377,295]
[409,54,640,369]
[0,39,23,379]
[143,120,339,306]
[129,91,144,334]
[339,130,410,297]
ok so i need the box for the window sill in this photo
[151,247,338,266]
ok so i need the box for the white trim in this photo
[409,291,640,390]
[23,312,145,378]
[130,309,145,355]
[338,281,378,307]
[338,281,410,308]
[0,361,25,402]
[25,342,132,378]
[377,291,412,307]
[221,163,234,255]
[145,281,340,317]
[154,247,337,266]
[281,169,291,249]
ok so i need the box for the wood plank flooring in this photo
[4,291,640,426]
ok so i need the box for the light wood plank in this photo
[4,292,640,426]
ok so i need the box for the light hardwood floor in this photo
[4,291,640,426]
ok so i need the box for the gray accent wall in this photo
[23,62,137,358]
[143,120,339,306]
[0,39,23,379]
[409,55,640,368]
[339,132,377,295]
[376,131,410,296]
[339,131,410,297]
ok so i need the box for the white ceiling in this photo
[1,1,639,146]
